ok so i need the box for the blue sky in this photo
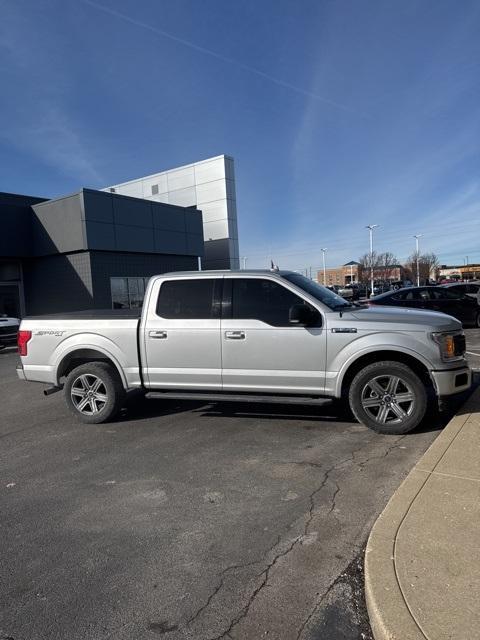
[1,0,479,271]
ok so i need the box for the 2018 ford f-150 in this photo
[16,270,472,434]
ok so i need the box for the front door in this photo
[221,276,326,393]
[143,277,222,389]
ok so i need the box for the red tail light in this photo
[18,330,32,356]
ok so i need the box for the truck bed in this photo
[24,309,142,320]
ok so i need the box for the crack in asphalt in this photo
[186,537,282,626]
[207,535,303,640]
[187,435,407,639]
[354,434,408,469]
[295,435,409,640]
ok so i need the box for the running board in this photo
[146,391,333,406]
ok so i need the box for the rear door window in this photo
[156,279,221,319]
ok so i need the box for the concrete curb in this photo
[365,387,480,640]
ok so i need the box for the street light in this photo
[414,234,423,286]
[242,256,247,270]
[321,248,327,285]
[366,225,379,297]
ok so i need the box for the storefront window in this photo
[111,277,150,309]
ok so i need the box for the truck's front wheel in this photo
[65,362,125,424]
[349,361,427,434]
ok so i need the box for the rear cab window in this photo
[156,279,221,319]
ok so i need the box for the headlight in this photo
[431,331,465,362]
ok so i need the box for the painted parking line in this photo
[466,351,480,357]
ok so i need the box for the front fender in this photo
[329,332,436,397]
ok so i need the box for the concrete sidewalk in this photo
[365,388,480,640]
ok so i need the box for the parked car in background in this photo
[390,280,413,291]
[338,284,356,299]
[369,286,480,327]
[0,316,20,350]
[441,281,480,301]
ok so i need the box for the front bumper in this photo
[431,366,472,397]
[16,365,26,381]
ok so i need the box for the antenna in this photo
[270,259,279,272]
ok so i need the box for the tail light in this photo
[18,330,32,356]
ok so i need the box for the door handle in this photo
[225,331,245,340]
[149,330,167,339]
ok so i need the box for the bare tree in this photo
[405,252,439,284]
[377,252,399,281]
[358,251,380,283]
[422,252,440,282]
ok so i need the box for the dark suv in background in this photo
[369,286,480,327]
[441,282,480,300]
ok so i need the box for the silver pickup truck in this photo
[16,270,471,434]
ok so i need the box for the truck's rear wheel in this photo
[348,361,427,434]
[65,362,125,424]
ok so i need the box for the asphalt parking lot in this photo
[1,335,478,640]
[464,328,480,369]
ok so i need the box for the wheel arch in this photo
[339,350,434,400]
[56,347,128,388]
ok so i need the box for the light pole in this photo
[414,234,423,286]
[366,225,378,297]
[242,256,247,270]
[321,248,327,285]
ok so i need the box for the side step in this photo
[146,391,333,406]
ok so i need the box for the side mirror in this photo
[289,304,320,326]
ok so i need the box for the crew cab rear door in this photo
[142,276,222,389]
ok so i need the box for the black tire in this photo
[64,362,125,424]
[348,361,427,434]
[475,311,480,329]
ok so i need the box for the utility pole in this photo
[321,248,327,286]
[366,225,379,297]
[414,234,423,286]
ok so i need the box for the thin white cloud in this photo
[0,6,105,185]
[80,0,356,114]
[0,103,105,185]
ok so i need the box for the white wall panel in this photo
[143,174,168,195]
[196,179,227,204]
[197,200,228,223]
[168,186,197,207]
[203,219,229,241]
[167,166,195,191]
[194,157,226,184]
[149,192,169,203]
[113,182,144,198]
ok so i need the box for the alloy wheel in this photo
[361,374,415,425]
[70,374,108,415]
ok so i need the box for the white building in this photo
[104,155,239,270]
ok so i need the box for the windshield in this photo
[283,273,352,310]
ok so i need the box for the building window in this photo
[111,277,150,309]
[109,187,116,193]
[151,184,159,195]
